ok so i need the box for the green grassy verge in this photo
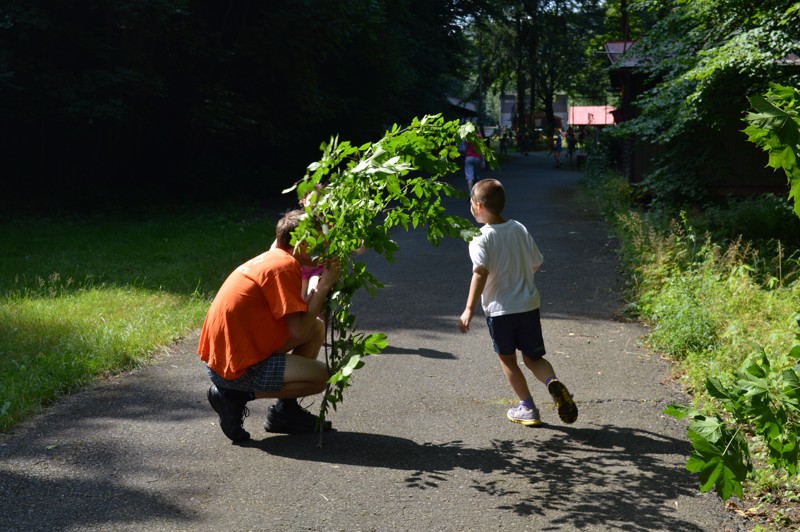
[579,160,800,521]
[0,204,277,431]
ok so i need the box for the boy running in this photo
[458,179,578,426]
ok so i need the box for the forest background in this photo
[0,0,616,213]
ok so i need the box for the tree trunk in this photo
[526,1,538,132]
[514,10,526,139]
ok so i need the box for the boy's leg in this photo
[498,354,533,401]
[523,357,578,424]
[522,356,556,384]
[499,354,541,426]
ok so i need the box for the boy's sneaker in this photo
[207,385,251,443]
[264,402,333,434]
[507,404,542,427]
[548,379,578,424]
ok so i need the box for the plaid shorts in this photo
[205,354,287,393]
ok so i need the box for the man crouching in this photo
[199,209,341,443]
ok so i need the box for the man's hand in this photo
[319,257,342,291]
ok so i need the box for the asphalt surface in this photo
[0,152,751,531]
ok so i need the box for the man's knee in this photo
[310,317,325,341]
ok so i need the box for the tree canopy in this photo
[0,1,474,212]
[613,0,800,205]
[462,0,608,133]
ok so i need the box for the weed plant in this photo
[0,204,276,431]
[579,158,800,509]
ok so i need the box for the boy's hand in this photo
[458,308,473,333]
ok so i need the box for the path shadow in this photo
[0,469,190,530]
[241,424,704,531]
[380,345,458,359]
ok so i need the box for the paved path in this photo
[0,152,749,531]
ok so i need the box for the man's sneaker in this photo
[207,385,251,443]
[548,379,578,424]
[507,404,542,427]
[264,403,333,434]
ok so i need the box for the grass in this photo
[0,203,277,431]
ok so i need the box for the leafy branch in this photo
[743,83,800,219]
[284,114,490,442]
[666,326,800,501]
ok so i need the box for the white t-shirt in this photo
[468,219,543,317]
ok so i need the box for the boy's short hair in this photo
[471,179,505,215]
[275,209,304,249]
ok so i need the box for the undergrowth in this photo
[580,159,800,527]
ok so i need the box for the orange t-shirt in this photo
[198,248,308,380]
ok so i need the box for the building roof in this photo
[604,40,638,68]
[446,96,479,118]
[568,106,616,126]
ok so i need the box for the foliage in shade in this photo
[665,82,800,502]
[0,1,472,211]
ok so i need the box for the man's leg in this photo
[261,318,333,433]
[254,355,328,399]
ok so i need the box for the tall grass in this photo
[580,162,800,510]
[0,204,277,431]
[580,164,800,399]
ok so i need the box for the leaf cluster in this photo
[621,0,799,143]
[744,83,800,219]
[666,325,800,501]
[283,114,489,436]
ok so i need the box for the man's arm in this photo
[459,265,488,333]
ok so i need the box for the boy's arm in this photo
[459,265,488,333]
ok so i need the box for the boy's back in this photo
[469,219,543,317]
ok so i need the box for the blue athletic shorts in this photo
[205,354,287,393]
[486,309,546,358]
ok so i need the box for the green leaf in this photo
[663,403,691,419]
[687,416,725,443]
[686,429,746,500]
[364,332,388,354]
[746,95,790,131]
[705,377,742,410]
[789,345,800,359]
[768,146,797,172]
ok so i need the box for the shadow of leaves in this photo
[243,423,705,531]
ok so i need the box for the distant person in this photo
[517,130,529,156]
[200,209,342,443]
[458,179,578,427]
[499,133,508,156]
[566,128,577,168]
[462,134,485,191]
[553,129,563,168]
